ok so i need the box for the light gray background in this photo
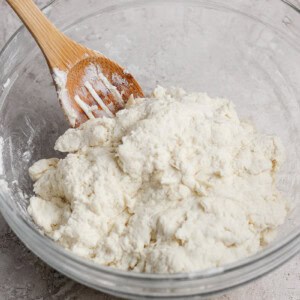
[0,0,299,299]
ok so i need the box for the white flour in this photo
[28,86,288,273]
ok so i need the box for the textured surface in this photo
[0,0,299,299]
[29,87,288,273]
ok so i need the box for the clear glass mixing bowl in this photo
[0,0,299,298]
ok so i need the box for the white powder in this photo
[3,78,10,89]
[28,86,288,273]
[53,69,79,127]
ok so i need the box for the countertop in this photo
[0,0,299,299]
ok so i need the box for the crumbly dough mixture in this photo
[28,86,288,273]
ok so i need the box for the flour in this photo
[53,69,79,127]
[28,86,288,273]
[3,78,10,89]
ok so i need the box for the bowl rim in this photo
[0,0,300,295]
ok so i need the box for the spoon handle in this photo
[6,0,83,70]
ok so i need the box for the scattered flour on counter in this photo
[28,86,288,273]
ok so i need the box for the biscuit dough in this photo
[28,86,288,273]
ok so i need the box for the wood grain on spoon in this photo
[7,0,144,127]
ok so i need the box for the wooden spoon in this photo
[7,0,144,127]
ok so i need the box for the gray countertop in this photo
[0,0,299,299]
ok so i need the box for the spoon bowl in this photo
[64,56,143,126]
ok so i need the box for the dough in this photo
[28,86,288,273]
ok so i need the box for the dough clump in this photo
[28,86,288,273]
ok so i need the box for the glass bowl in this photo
[0,0,300,298]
